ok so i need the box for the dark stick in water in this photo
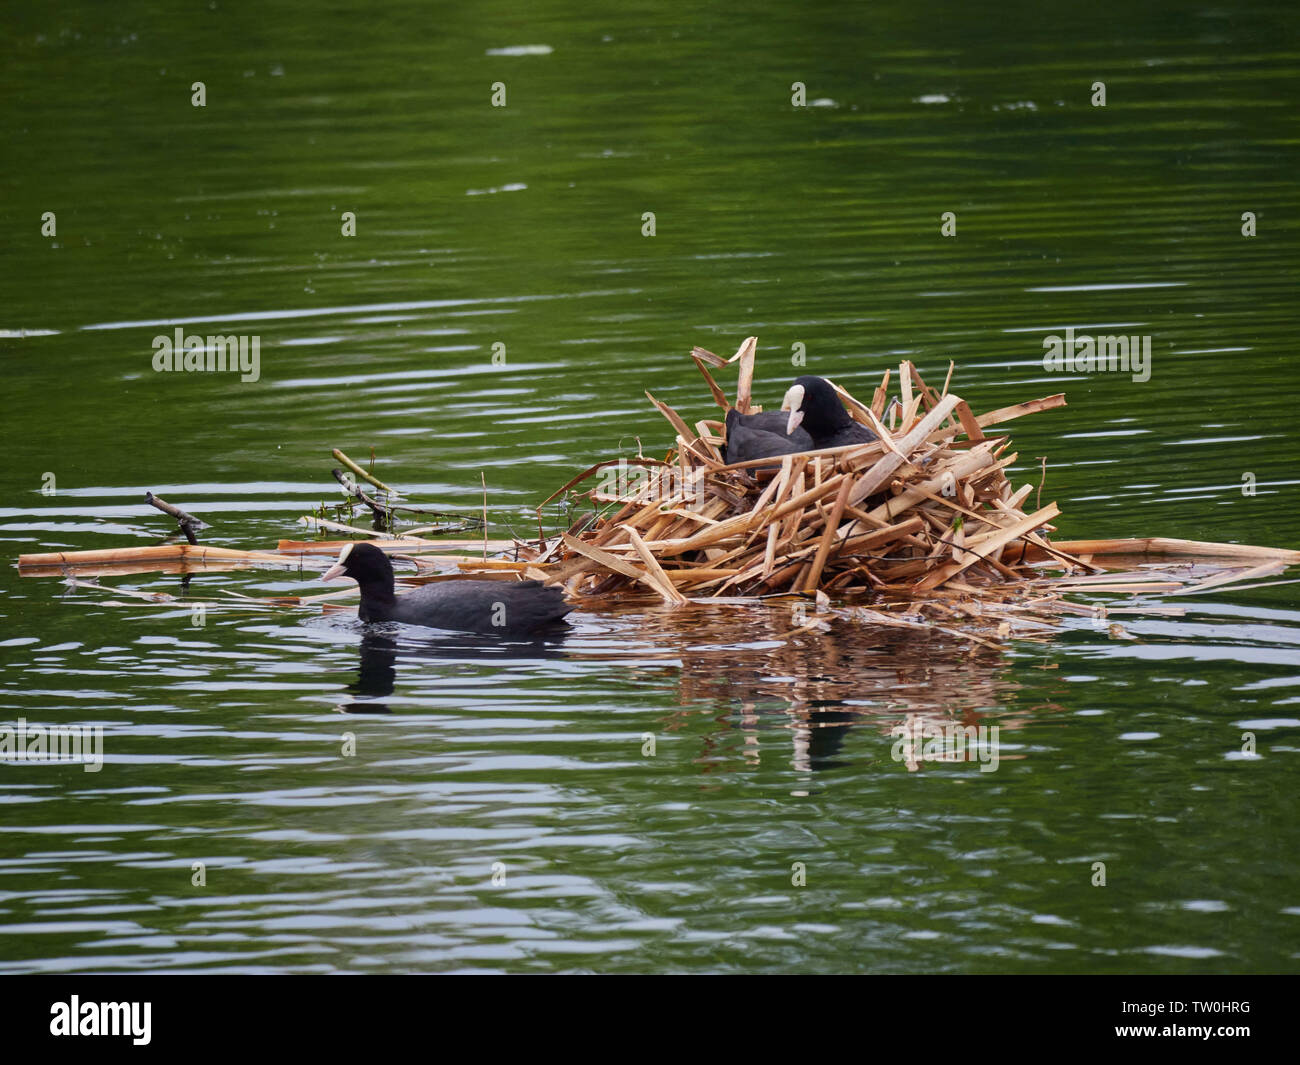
[333,468,389,518]
[144,492,209,545]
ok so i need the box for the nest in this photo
[524,337,1084,603]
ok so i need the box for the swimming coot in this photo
[322,542,573,636]
[723,408,815,464]
[782,375,878,449]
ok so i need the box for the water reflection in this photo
[334,602,1050,778]
[339,632,397,714]
[645,607,1042,780]
[336,627,573,715]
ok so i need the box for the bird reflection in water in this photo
[335,628,572,715]
[337,632,398,714]
[331,604,1058,784]
[622,602,1048,790]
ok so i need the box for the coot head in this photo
[781,375,876,448]
[782,375,852,436]
[322,541,394,593]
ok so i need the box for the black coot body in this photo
[782,375,878,449]
[723,408,814,464]
[322,542,572,636]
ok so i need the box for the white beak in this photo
[782,383,806,435]
[321,543,354,582]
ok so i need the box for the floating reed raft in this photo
[516,338,1292,604]
[16,339,1299,639]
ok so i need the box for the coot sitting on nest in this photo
[782,375,878,449]
[723,408,814,464]
[322,542,572,636]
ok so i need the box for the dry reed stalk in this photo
[279,538,514,555]
[19,544,292,569]
[732,336,758,413]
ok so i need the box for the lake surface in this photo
[1,0,1298,973]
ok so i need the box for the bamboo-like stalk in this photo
[332,448,400,496]
[693,356,731,410]
[976,394,1067,428]
[299,515,395,538]
[802,477,855,591]
[732,336,757,413]
[627,527,689,604]
[19,544,291,569]
[1005,538,1300,565]
[279,538,516,555]
[849,395,962,506]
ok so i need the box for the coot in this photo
[322,542,572,636]
[723,408,815,464]
[782,375,878,449]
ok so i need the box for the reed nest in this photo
[524,337,1082,603]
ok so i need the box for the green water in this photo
[1,0,1298,973]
